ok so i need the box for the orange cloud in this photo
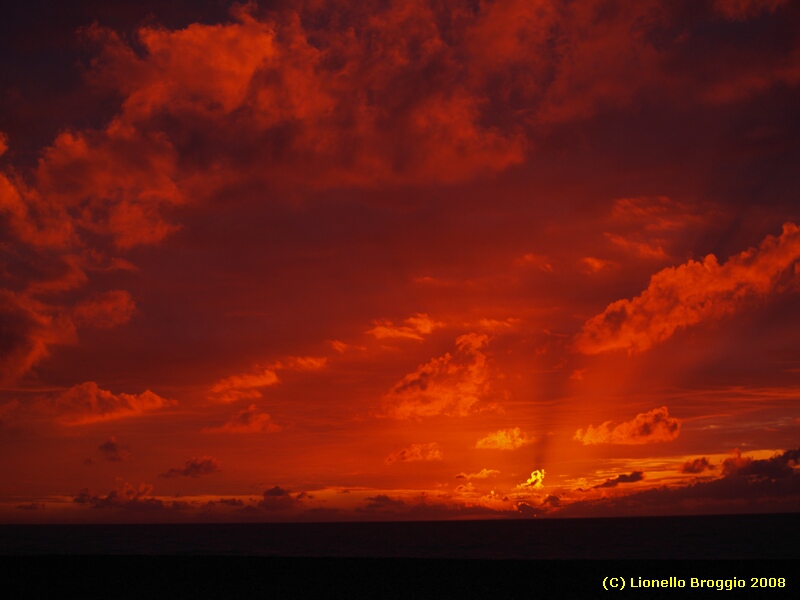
[381,333,490,418]
[574,406,681,445]
[475,427,534,450]
[576,223,800,354]
[55,381,175,425]
[366,313,443,341]
[385,442,443,464]
[581,257,612,273]
[208,368,279,403]
[203,404,280,434]
[518,469,546,490]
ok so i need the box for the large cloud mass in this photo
[576,223,800,354]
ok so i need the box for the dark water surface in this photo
[2,513,799,558]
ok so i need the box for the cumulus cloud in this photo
[681,457,715,474]
[574,407,680,445]
[385,442,443,464]
[593,471,645,489]
[203,404,280,434]
[381,333,490,418]
[160,456,220,478]
[366,313,443,341]
[455,469,500,480]
[475,427,534,450]
[73,482,164,511]
[576,223,800,354]
[98,436,131,462]
[54,381,175,425]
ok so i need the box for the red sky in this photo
[2,0,800,522]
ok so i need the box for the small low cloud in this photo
[160,456,220,478]
[258,486,305,511]
[455,468,500,480]
[681,457,715,474]
[15,502,45,510]
[593,471,645,489]
[203,404,280,434]
[357,494,407,512]
[73,482,164,511]
[476,427,534,450]
[574,407,680,445]
[385,442,443,464]
[98,436,131,462]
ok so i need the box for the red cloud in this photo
[385,442,443,464]
[576,223,800,354]
[381,333,490,418]
[574,407,681,445]
[72,290,136,329]
[0,291,77,385]
[367,313,444,341]
[54,381,175,425]
[714,0,787,21]
[203,404,280,434]
[208,368,279,403]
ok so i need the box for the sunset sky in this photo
[2,0,800,522]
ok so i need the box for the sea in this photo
[3,514,797,597]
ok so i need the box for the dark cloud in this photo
[681,457,715,474]
[561,448,800,517]
[593,471,645,489]
[357,494,407,512]
[97,436,131,462]
[15,502,45,510]
[160,456,219,478]
[72,481,164,511]
[257,485,305,511]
